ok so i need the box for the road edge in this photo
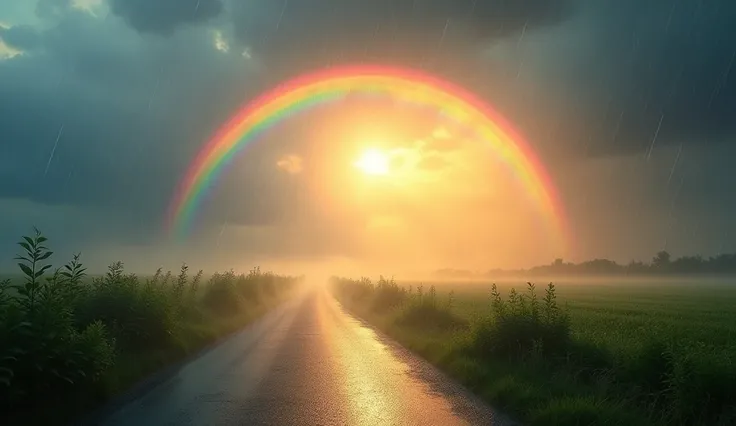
[330,296,522,426]
[72,297,293,426]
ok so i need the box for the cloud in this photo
[211,29,229,52]
[229,0,575,74]
[0,40,21,60]
[432,127,452,140]
[0,24,41,51]
[470,0,575,39]
[0,8,263,250]
[36,0,74,20]
[417,154,448,171]
[109,0,223,35]
[71,0,104,15]
[276,154,303,174]
[532,0,736,157]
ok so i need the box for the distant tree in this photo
[671,255,704,273]
[480,247,736,277]
[652,250,671,269]
[625,260,648,275]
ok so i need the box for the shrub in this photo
[396,285,467,331]
[75,263,177,350]
[329,276,377,307]
[0,229,116,417]
[467,282,571,360]
[661,348,736,425]
[371,276,407,312]
[329,275,408,313]
[201,270,242,315]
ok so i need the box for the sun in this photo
[354,148,390,176]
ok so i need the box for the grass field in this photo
[331,276,736,426]
[0,230,302,426]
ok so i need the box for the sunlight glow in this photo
[354,148,389,176]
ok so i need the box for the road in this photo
[90,288,516,426]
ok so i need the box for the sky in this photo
[1,0,736,276]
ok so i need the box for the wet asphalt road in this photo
[91,288,516,426]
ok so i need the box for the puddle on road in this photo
[317,293,474,426]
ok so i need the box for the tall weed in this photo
[468,282,571,360]
[397,284,467,331]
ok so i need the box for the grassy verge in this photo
[0,229,302,426]
[330,276,736,426]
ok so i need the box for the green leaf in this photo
[36,264,53,277]
[18,263,33,278]
[38,251,53,261]
[23,236,34,247]
[18,241,31,253]
[37,236,48,244]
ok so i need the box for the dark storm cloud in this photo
[568,0,736,157]
[469,0,574,39]
[0,25,41,51]
[0,9,272,249]
[109,0,223,35]
[230,0,575,72]
[222,0,729,160]
[35,0,72,19]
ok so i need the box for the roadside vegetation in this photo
[0,229,301,426]
[331,276,736,426]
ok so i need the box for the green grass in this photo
[331,276,736,426]
[0,229,302,426]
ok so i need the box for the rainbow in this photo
[167,65,570,254]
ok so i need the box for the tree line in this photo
[435,251,736,278]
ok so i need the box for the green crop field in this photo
[422,278,736,356]
[331,276,736,426]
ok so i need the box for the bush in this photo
[330,276,375,305]
[329,276,404,309]
[0,229,116,417]
[396,285,467,331]
[661,348,736,425]
[201,270,242,315]
[74,263,178,350]
[371,276,407,312]
[466,282,571,360]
